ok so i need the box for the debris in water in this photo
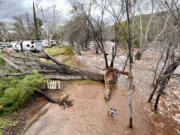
[108,108,117,117]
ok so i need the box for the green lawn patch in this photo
[0,117,18,135]
[44,46,76,66]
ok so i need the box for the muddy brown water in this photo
[22,81,150,135]
[22,46,180,135]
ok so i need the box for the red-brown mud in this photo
[22,44,180,135]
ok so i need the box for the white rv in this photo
[42,40,49,47]
[22,40,44,52]
[50,40,57,46]
[32,41,43,52]
[42,40,57,48]
[12,42,22,51]
[22,41,35,51]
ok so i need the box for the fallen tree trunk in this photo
[3,51,39,61]
[0,70,57,78]
[0,71,100,81]
[13,61,38,66]
[0,73,31,78]
[0,55,24,73]
[38,51,105,82]
[2,51,104,82]
[39,61,104,82]
[43,74,92,80]
[36,89,73,107]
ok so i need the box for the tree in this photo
[13,13,35,40]
[71,0,112,69]
[123,0,134,128]
[36,2,61,44]
[61,15,92,54]
[0,22,8,42]
[135,0,170,60]
[33,1,40,40]
[148,0,180,112]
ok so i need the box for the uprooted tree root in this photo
[104,67,130,101]
[36,89,73,109]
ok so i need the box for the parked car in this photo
[0,42,5,49]
[3,42,12,47]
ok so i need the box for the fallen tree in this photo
[0,55,24,73]
[1,51,104,82]
[1,50,130,103]
[36,89,73,108]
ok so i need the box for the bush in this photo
[0,58,5,66]
[0,71,46,114]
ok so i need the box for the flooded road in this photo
[23,81,152,135]
[22,44,180,135]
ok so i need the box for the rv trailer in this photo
[13,42,22,52]
[32,41,43,52]
[42,40,57,48]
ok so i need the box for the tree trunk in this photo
[2,51,104,82]
[39,62,104,82]
[104,67,129,101]
[42,51,104,81]
[36,89,73,107]
[0,55,24,73]
[153,61,179,112]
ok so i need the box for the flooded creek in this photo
[22,47,180,135]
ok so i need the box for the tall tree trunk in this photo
[126,0,133,128]
[153,61,179,112]
[33,1,39,40]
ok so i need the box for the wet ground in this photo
[22,44,180,135]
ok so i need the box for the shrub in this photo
[0,58,5,66]
[0,71,46,114]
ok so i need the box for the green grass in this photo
[44,46,76,66]
[85,80,93,84]
[0,117,18,135]
[45,46,74,56]
[0,117,18,129]
[0,58,5,66]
